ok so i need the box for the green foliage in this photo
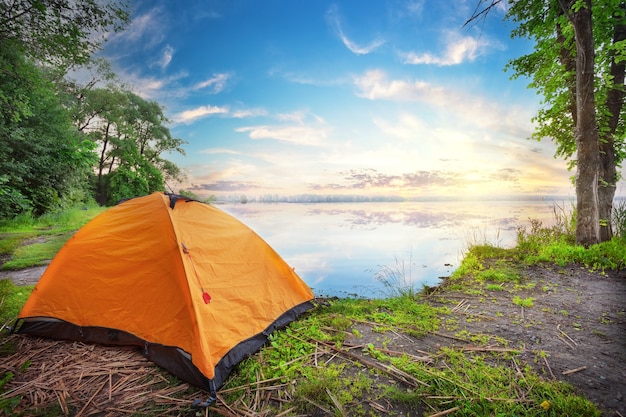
[519,233,626,271]
[70,87,185,206]
[0,3,186,217]
[0,40,97,218]
[0,235,24,258]
[0,0,131,69]
[451,251,484,279]
[294,365,344,411]
[613,199,626,238]
[504,1,626,245]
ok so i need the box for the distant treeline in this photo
[211,194,585,204]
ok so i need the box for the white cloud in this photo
[326,5,385,55]
[110,7,166,49]
[193,73,230,93]
[175,105,229,123]
[276,110,325,124]
[236,125,328,146]
[353,69,533,137]
[232,108,268,118]
[200,148,241,155]
[158,45,174,69]
[402,32,491,66]
[172,104,267,124]
[340,32,386,55]
[113,69,188,99]
[354,69,447,104]
[235,111,328,146]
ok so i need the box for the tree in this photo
[467,0,626,245]
[0,40,96,216]
[0,0,130,69]
[0,0,131,217]
[67,85,186,205]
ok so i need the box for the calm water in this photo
[220,200,564,298]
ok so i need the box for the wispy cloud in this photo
[111,7,166,48]
[405,0,425,16]
[114,69,188,100]
[326,5,386,55]
[236,111,328,146]
[310,166,525,194]
[232,108,268,118]
[175,105,229,123]
[192,73,230,93]
[354,69,447,103]
[157,44,174,69]
[173,104,267,124]
[402,31,492,66]
[236,125,327,146]
[353,69,533,137]
[200,148,241,155]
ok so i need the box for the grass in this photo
[0,280,32,331]
[369,253,422,298]
[513,295,535,308]
[0,206,105,270]
[213,296,601,416]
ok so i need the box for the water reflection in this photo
[220,201,560,298]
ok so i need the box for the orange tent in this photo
[15,192,314,397]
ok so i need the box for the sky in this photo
[99,0,626,200]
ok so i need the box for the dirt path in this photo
[420,263,626,416]
[0,265,47,286]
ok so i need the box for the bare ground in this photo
[1,262,625,416]
[420,262,626,416]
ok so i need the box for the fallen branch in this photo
[557,324,578,346]
[562,366,587,376]
[326,388,346,417]
[341,342,433,363]
[427,406,460,417]
[543,356,556,379]
[304,336,430,389]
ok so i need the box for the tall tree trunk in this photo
[96,124,112,206]
[556,11,577,127]
[598,5,626,242]
[569,0,601,246]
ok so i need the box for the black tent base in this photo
[14,300,314,399]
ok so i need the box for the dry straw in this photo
[1,335,200,416]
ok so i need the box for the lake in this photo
[220,200,567,298]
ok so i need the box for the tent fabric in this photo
[15,192,314,393]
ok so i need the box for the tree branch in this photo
[463,0,503,28]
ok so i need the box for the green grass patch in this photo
[0,280,33,328]
[386,346,599,416]
[2,234,70,270]
[513,296,535,308]
[0,206,105,270]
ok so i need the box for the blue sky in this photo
[100,0,626,200]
